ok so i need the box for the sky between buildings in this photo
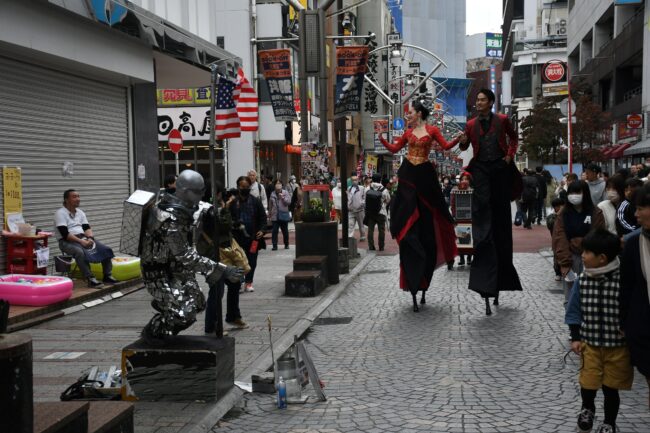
[466,0,503,35]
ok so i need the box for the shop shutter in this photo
[0,56,131,273]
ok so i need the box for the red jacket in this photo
[451,113,518,161]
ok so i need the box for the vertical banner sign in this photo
[334,46,369,118]
[3,167,22,230]
[258,49,298,121]
[490,65,497,113]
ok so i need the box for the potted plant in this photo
[301,197,326,222]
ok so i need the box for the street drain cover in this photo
[313,317,353,325]
[364,269,391,274]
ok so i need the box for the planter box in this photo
[295,221,339,284]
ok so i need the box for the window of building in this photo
[514,0,524,20]
[513,65,532,98]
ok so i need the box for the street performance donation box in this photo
[450,188,474,255]
[121,335,234,402]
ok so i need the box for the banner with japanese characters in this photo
[334,46,369,118]
[258,49,298,121]
[157,107,213,141]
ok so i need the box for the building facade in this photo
[502,0,569,126]
[567,0,649,163]
[0,0,237,270]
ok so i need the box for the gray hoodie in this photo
[587,178,607,205]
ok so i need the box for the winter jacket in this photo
[587,178,607,205]
[521,174,539,203]
[620,232,650,376]
[250,181,268,212]
[367,182,391,217]
[535,173,548,200]
[348,185,365,212]
[268,189,292,222]
[552,206,605,273]
[597,200,618,235]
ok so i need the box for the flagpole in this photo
[209,65,219,206]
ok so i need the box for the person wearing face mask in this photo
[347,175,366,241]
[268,179,292,250]
[332,180,343,223]
[620,183,650,411]
[598,174,626,235]
[552,180,605,303]
[230,176,268,294]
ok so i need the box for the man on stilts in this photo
[453,88,523,315]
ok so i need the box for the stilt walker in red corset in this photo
[450,88,523,315]
[380,101,457,312]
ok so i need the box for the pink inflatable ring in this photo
[0,274,73,306]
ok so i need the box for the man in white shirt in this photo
[247,169,268,213]
[348,176,366,241]
[54,189,116,287]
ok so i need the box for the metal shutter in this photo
[0,56,131,272]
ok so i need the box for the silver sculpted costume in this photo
[140,170,231,340]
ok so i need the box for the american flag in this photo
[215,79,241,140]
[233,68,259,131]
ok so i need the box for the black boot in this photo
[411,292,419,312]
[447,261,453,270]
[493,294,499,306]
[459,256,465,266]
[485,298,492,316]
[420,291,426,304]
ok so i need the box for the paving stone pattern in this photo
[26,245,362,433]
[214,254,650,433]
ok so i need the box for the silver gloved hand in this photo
[223,265,244,283]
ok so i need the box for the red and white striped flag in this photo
[233,68,259,132]
[215,79,241,140]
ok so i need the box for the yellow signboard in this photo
[3,167,23,229]
[289,0,308,20]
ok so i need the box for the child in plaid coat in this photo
[565,229,633,433]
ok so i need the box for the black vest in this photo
[476,115,504,162]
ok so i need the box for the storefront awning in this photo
[623,138,650,156]
[48,0,241,72]
[610,143,633,159]
[601,146,616,158]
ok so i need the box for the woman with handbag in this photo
[269,179,292,250]
[230,175,268,293]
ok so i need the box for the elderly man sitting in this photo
[54,189,116,287]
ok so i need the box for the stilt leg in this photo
[485,297,492,316]
[493,294,499,306]
[411,291,419,312]
[420,291,426,305]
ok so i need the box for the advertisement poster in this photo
[301,142,329,185]
[373,119,390,152]
[3,167,22,230]
[334,46,369,117]
[365,154,378,175]
[259,49,298,121]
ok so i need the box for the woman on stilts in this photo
[380,101,457,312]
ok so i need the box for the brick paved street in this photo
[214,253,650,433]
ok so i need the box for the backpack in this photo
[365,186,384,216]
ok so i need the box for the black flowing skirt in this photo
[466,159,522,297]
[390,159,457,292]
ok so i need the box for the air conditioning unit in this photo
[556,19,567,35]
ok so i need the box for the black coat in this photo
[535,173,547,200]
[521,175,538,203]
[620,232,650,377]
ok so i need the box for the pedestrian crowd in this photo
[544,161,650,433]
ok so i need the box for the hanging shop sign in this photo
[157,106,213,142]
[542,61,568,97]
[259,49,298,121]
[627,113,643,129]
[156,88,212,106]
[334,45,369,118]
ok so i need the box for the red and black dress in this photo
[380,125,457,294]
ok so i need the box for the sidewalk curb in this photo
[181,252,376,433]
